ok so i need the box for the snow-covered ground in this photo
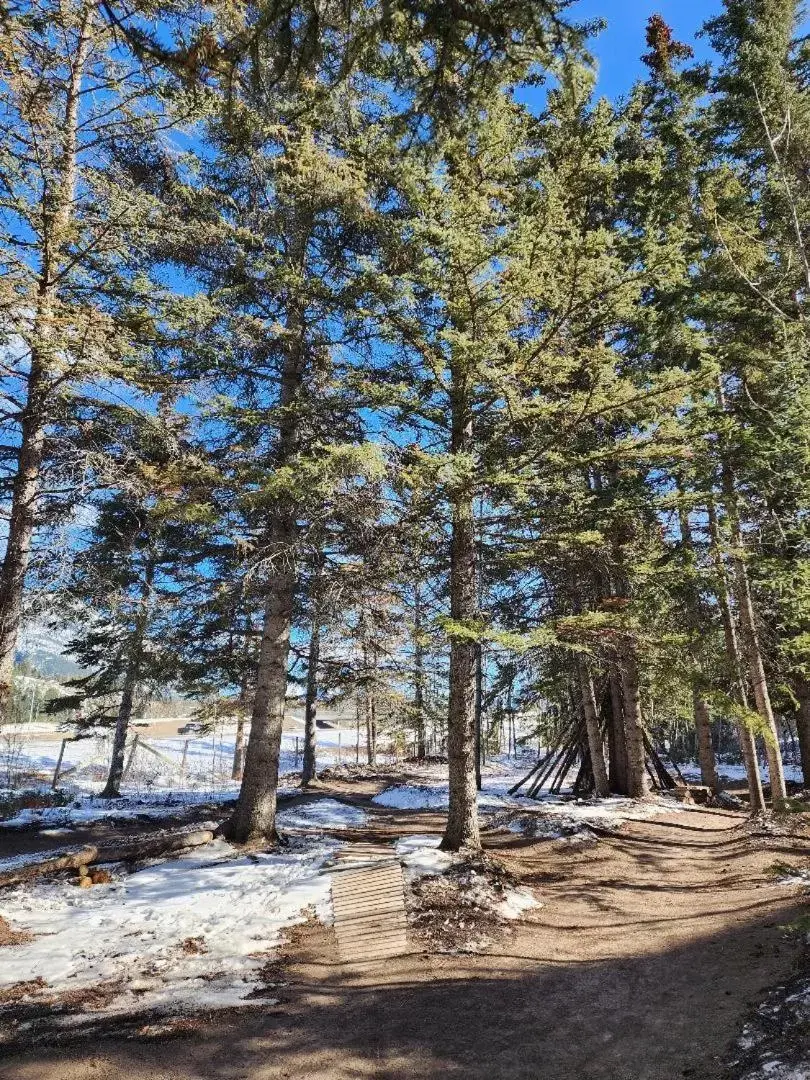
[679,760,805,785]
[277,800,368,831]
[373,776,684,837]
[0,802,369,1020]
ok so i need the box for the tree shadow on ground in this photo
[3,898,807,1080]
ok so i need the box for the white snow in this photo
[395,834,455,877]
[374,779,683,833]
[498,887,540,920]
[277,799,368,831]
[0,836,340,1015]
[680,760,805,785]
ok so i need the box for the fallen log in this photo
[0,845,99,887]
[0,829,215,888]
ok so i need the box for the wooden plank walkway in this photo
[330,843,409,962]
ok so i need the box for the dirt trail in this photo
[3,806,809,1080]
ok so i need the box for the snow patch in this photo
[395,834,454,877]
[277,799,368,831]
[0,835,340,1014]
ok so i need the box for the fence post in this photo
[51,739,67,790]
[121,734,140,782]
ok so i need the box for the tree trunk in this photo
[716,457,787,808]
[365,692,377,766]
[474,643,483,791]
[441,376,480,852]
[0,11,92,723]
[607,666,629,794]
[577,654,610,798]
[232,715,245,781]
[100,556,155,799]
[301,619,320,785]
[414,583,427,759]
[617,642,649,798]
[224,518,296,843]
[730,551,787,808]
[694,689,721,794]
[708,500,765,812]
[794,677,810,789]
[223,221,311,842]
[677,498,722,796]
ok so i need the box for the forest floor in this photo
[2,772,810,1080]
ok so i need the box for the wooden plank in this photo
[334,915,408,936]
[333,884,403,903]
[331,861,408,962]
[334,899,404,917]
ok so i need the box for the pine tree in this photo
[0,0,176,721]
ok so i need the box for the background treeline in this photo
[0,0,808,847]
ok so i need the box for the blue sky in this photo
[575,0,722,99]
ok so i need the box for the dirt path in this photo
[3,806,809,1080]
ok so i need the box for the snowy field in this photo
[0,718,392,829]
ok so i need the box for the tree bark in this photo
[693,689,721,794]
[577,654,610,798]
[232,714,246,781]
[716,461,787,808]
[794,677,810,789]
[223,217,311,842]
[301,618,320,785]
[100,555,155,799]
[413,583,426,760]
[607,665,629,794]
[441,374,480,852]
[0,10,92,722]
[474,642,483,791]
[708,500,765,812]
[365,692,377,766]
[225,518,296,843]
[677,499,722,795]
[617,641,649,798]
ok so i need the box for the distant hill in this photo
[15,624,83,679]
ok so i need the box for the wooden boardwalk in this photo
[330,843,409,962]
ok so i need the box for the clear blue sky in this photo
[575,0,722,99]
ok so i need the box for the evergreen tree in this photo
[0,0,179,721]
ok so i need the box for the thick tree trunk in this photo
[693,689,721,794]
[0,361,48,718]
[442,377,480,852]
[708,500,765,812]
[100,557,154,799]
[607,665,629,794]
[577,654,610,798]
[794,677,810,789]
[617,642,649,798]
[225,525,296,843]
[301,619,320,785]
[224,222,310,842]
[0,12,91,723]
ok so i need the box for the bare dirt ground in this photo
[2,802,809,1080]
